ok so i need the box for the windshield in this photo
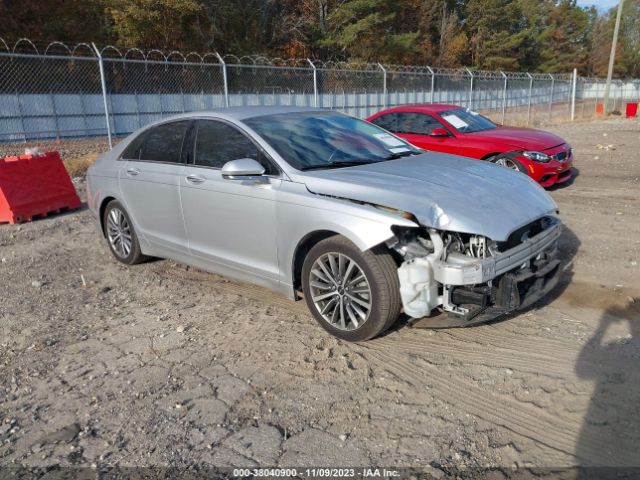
[243,111,420,171]
[439,108,497,133]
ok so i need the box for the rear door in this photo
[118,120,190,255]
[179,119,281,280]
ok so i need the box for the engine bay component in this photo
[397,228,443,317]
[394,216,562,322]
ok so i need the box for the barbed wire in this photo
[0,36,607,80]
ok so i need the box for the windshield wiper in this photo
[384,150,422,160]
[300,160,378,171]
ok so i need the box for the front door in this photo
[394,112,460,154]
[179,119,280,280]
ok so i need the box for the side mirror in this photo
[221,158,266,178]
[429,127,449,137]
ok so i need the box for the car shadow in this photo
[56,202,89,217]
[573,299,640,477]
[383,224,580,334]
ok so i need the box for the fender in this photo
[275,183,419,294]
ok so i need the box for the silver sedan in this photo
[87,107,563,341]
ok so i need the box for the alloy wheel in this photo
[106,208,133,259]
[308,252,372,331]
[495,157,520,171]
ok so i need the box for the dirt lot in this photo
[1,118,639,477]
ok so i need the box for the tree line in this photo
[1,0,638,77]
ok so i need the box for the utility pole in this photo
[603,0,624,113]
[571,68,577,121]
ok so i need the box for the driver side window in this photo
[193,120,279,175]
[395,113,445,135]
[370,113,397,132]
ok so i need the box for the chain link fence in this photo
[1,38,639,159]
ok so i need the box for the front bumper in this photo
[521,154,574,188]
[399,219,563,327]
[410,253,562,328]
[535,164,573,188]
[432,218,562,286]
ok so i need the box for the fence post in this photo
[570,69,577,121]
[526,73,533,126]
[581,78,586,118]
[426,66,435,103]
[378,63,387,109]
[50,89,60,141]
[134,90,141,128]
[306,59,318,108]
[500,71,507,124]
[548,73,554,122]
[79,87,89,137]
[566,75,572,117]
[91,42,112,149]
[465,68,474,110]
[214,52,229,108]
[16,92,27,143]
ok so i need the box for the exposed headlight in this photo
[522,151,551,163]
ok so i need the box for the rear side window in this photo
[120,132,147,160]
[194,120,279,175]
[138,121,190,163]
[370,113,397,132]
[395,113,444,135]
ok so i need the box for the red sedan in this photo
[367,104,574,188]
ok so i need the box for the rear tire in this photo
[301,235,401,342]
[103,200,147,265]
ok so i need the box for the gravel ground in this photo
[1,118,639,477]
[0,138,114,162]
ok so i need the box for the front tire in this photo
[490,155,527,173]
[301,235,402,342]
[103,200,147,265]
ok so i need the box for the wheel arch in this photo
[484,150,525,161]
[291,230,341,298]
[481,152,503,160]
[290,225,401,298]
[99,196,117,237]
[285,208,418,299]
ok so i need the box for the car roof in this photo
[373,104,463,115]
[145,106,327,124]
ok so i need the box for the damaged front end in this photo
[390,216,562,326]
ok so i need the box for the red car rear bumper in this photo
[520,157,574,188]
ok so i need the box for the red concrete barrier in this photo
[0,151,82,224]
[626,103,638,118]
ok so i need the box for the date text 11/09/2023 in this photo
[232,468,400,478]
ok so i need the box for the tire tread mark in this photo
[445,326,581,355]
[370,338,576,377]
[361,347,612,461]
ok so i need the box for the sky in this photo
[576,0,619,11]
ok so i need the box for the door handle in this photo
[126,167,141,176]
[186,174,205,184]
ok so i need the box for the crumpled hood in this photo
[302,152,558,241]
[468,126,566,151]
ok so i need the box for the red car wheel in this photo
[491,155,527,174]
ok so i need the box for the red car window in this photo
[370,113,397,132]
[395,113,444,135]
